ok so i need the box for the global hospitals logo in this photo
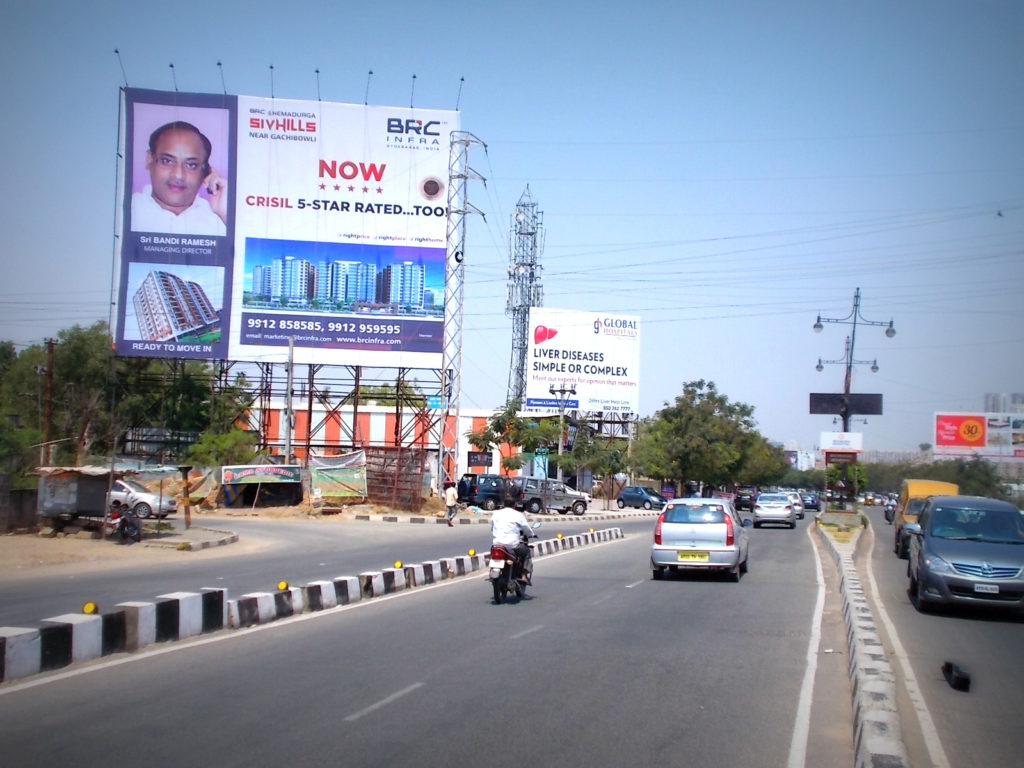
[593,316,638,337]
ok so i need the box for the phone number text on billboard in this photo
[240,312,441,352]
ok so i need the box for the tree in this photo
[630,380,777,490]
[466,400,559,474]
[187,428,259,466]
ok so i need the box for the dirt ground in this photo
[0,528,171,574]
[1,500,446,576]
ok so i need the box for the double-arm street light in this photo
[814,287,895,432]
[549,383,576,481]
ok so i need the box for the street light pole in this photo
[815,336,878,431]
[814,287,894,432]
[549,383,576,481]
[814,288,894,508]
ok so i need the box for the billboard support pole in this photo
[438,132,486,492]
[284,336,294,463]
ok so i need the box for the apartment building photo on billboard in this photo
[132,269,219,343]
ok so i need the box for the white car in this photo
[752,492,797,529]
[651,497,752,581]
[107,478,178,519]
[785,491,806,520]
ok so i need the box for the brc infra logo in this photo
[386,117,444,148]
[387,118,441,136]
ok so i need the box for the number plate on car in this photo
[677,551,709,562]
[974,584,999,594]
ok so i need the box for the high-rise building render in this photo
[251,265,271,297]
[271,255,316,301]
[133,270,217,342]
[377,261,424,307]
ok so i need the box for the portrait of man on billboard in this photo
[130,106,230,237]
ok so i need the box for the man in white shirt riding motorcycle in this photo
[490,505,538,584]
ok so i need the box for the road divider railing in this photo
[0,527,623,685]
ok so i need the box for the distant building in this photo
[985,393,1024,413]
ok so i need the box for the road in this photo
[861,504,1024,767]
[0,513,855,767]
[1,514,636,627]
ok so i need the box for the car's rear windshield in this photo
[758,493,788,502]
[664,504,728,524]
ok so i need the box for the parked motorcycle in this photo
[109,500,142,544]
[488,521,541,604]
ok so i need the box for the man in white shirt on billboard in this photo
[131,121,228,236]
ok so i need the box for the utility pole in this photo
[549,383,576,481]
[42,338,55,465]
[284,336,294,463]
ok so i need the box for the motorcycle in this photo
[488,521,541,604]
[883,501,896,524]
[108,500,142,544]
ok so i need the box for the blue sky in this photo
[1,0,1022,453]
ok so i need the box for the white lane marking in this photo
[864,523,951,768]
[343,682,424,722]
[0,533,631,695]
[510,624,545,640]
[624,580,645,589]
[786,522,826,768]
[589,593,613,606]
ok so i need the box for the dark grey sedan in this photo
[906,495,1024,614]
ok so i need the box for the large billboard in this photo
[934,412,1024,460]
[524,308,640,413]
[114,88,458,367]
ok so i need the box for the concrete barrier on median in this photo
[156,592,204,642]
[1,627,41,681]
[40,613,102,669]
[304,581,337,611]
[814,522,909,768]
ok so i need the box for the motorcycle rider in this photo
[490,505,538,584]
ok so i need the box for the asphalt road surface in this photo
[0,514,856,767]
[861,505,1024,767]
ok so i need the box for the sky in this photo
[1,0,1022,454]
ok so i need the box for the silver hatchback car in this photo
[651,498,752,581]
[752,492,797,529]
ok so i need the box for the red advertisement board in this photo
[934,414,987,447]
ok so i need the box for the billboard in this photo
[820,432,864,452]
[934,412,1024,460]
[114,88,458,367]
[809,393,883,416]
[524,308,640,413]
